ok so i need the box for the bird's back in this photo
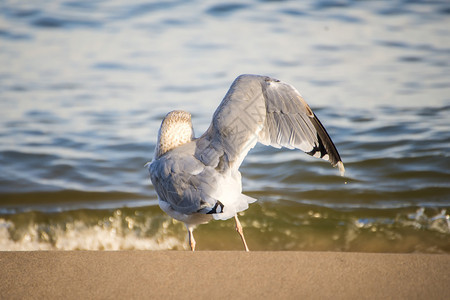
[150,140,255,220]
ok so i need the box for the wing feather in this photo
[150,144,223,214]
[197,74,344,175]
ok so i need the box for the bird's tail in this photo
[212,193,256,221]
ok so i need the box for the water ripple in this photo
[0,0,449,252]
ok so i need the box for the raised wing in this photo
[197,74,345,175]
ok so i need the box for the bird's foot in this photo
[188,226,196,251]
[234,215,249,252]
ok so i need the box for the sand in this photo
[0,251,449,299]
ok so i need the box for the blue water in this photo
[0,0,449,251]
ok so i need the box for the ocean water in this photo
[0,0,449,252]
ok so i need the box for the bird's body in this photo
[148,74,344,251]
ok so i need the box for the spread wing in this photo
[197,74,345,175]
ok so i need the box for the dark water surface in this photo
[1,0,449,251]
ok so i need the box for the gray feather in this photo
[197,74,343,168]
[150,142,222,214]
[149,74,345,219]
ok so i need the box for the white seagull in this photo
[148,74,344,251]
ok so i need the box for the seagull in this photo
[148,74,344,251]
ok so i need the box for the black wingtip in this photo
[308,113,344,174]
[206,200,224,214]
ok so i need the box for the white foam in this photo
[0,216,185,251]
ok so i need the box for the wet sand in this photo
[1,251,449,299]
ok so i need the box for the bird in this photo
[147,74,344,251]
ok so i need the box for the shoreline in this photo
[1,251,449,299]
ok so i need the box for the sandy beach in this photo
[0,251,448,299]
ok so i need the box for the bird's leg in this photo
[234,214,249,252]
[187,226,196,251]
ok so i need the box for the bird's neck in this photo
[155,121,194,158]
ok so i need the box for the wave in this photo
[0,190,155,214]
[0,207,185,251]
[0,204,448,252]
